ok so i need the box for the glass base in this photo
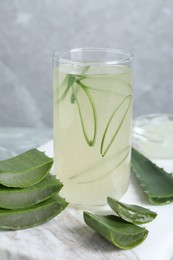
[59,182,130,213]
[68,202,113,214]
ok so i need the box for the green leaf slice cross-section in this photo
[100,95,132,156]
[0,149,53,188]
[58,74,76,102]
[84,212,148,250]
[57,66,90,103]
[107,197,157,224]
[0,174,63,209]
[68,146,130,183]
[73,81,97,146]
[0,194,68,230]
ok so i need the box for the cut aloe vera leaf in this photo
[107,197,157,224]
[71,67,90,103]
[0,174,62,209]
[73,81,96,146]
[84,212,148,250]
[81,71,132,96]
[100,95,132,157]
[77,65,90,76]
[58,74,76,102]
[131,148,173,204]
[69,146,130,183]
[0,194,68,230]
[58,66,90,102]
[0,149,53,188]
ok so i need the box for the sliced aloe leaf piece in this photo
[0,174,62,209]
[131,148,173,204]
[0,149,53,188]
[81,71,132,96]
[84,212,148,250]
[71,67,90,103]
[58,66,90,103]
[0,194,68,230]
[107,197,157,224]
[78,65,90,75]
[69,146,130,183]
[58,74,76,102]
[100,95,132,157]
[73,81,96,146]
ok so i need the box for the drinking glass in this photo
[53,48,133,209]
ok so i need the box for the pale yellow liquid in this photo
[54,65,132,208]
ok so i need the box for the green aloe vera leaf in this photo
[107,197,157,224]
[83,212,148,250]
[71,67,90,103]
[0,194,68,230]
[0,174,62,209]
[73,81,96,146]
[69,146,130,183]
[100,95,132,157]
[0,149,53,188]
[81,71,132,96]
[70,82,79,104]
[131,148,173,204]
[58,66,90,103]
[78,65,90,75]
[58,74,76,102]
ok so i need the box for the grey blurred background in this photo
[0,0,173,127]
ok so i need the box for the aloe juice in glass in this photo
[53,49,133,209]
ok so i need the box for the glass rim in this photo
[53,48,133,66]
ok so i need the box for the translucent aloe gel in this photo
[53,48,133,209]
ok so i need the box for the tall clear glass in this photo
[53,48,133,209]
